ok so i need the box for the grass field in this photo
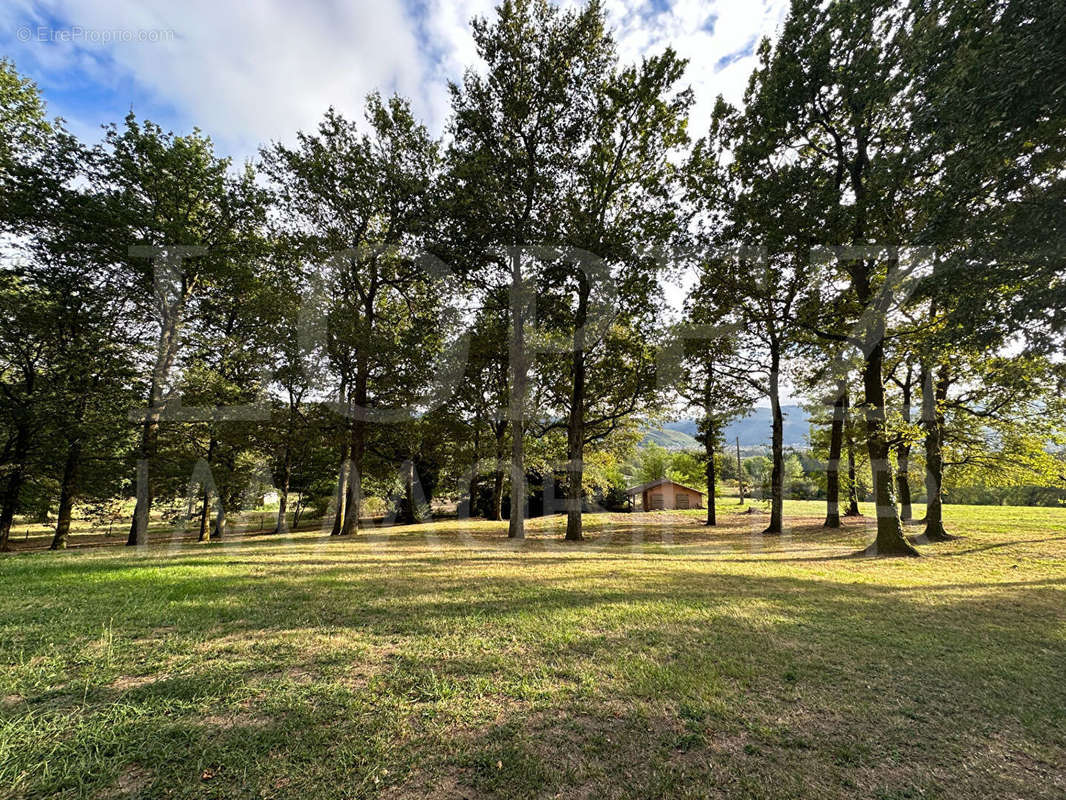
[2,500,1065,799]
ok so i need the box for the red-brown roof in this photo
[624,478,705,496]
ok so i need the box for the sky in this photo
[2,0,788,158]
[2,0,794,406]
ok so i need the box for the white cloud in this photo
[4,0,429,158]
[606,0,788,136]
[414,0,496,129]
[2,0,787,158]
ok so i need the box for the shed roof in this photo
[624,477,705,497]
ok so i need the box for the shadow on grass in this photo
[3,526,1066,799]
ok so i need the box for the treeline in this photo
[1,0,1063,554]
[643,440,1066,510]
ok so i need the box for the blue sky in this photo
[2,0,787,161]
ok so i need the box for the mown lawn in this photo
[2,501,1065,799]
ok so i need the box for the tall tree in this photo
[547,47,692,542]
[454,298,511,520]
[0,61,53,552]
[689,105,817,535]
[0,63,139,551]
[447,0,614,539]
[733,0,924,554]
[99,116,265,545]
[262,94,440,536]
[672,312,755,526]
[901,0,1066,537]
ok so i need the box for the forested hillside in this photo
[655,406,812,448]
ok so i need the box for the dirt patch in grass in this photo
[381,772,489,800]
[1,693,22,709]
[101,764,152,798]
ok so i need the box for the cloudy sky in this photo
[3,0,796,408]
[3,0,788,160]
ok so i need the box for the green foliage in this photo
[633,443,672,485]
[0,0,1063,548]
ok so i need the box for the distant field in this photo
[2,502,1065,799]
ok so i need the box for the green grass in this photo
[2,501,1065,799]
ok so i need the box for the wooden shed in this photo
[625,478,705,511]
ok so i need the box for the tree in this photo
[674,283,757,526]
[0,62,53,552]
[258,243,322,535]
[99,115,265,545]
[0,59,50,232]
[0,64,139,551]
[0,276,50,552]
[40,190,143,550]
[902,0,1066,346]
[446,0,616,539]
[919,352,1065,540]
[455,298,511,520]
[634,443,671,486]
[732,0,924,554]
[262,95,441,536]
[899,0,1066,539]
[886,360,919,522]
[544,45,693,541]
[688,105,816,534]
[167,255,274,541]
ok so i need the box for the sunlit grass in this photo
[2,502,1064,798]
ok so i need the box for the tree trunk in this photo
[507,251,527,540]
[198,488,213,541]
[340,366,367,536]
[0,423,31,552]
[844,398,861,517]
[0,469,25,553]
[198,438,217,541]
[491,421,507,521]
[564,276,589,542]
[897,451,913,522]
[50,438,81,550]
[127,408,159,546]
[128,289,188,546]
[736,437,744,504]
[466,421,481,518]
[824,382,846,528]
[340,421,365,536]
[564,420,585,540]
[765,353,784,534]
[331,448,350,536]
[292,492,304,530]
[330,383,350,536]
[403,459,418,524]
[210,502,224,539]
[921,364,955,541]
[273,443,291,534]
[705,422,717,526]
[861,339,918,556]
[896,366,914,522]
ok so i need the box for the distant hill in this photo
[641,427,700,450]
[643,406,812,450]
